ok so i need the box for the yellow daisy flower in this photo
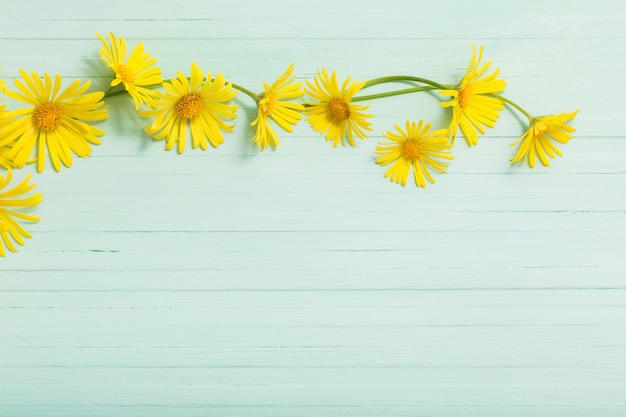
[375,120,453,188]
[96,31,163,110]
[1,70,108,173]
[142,62,237,154]
[440,45,506,146]
[0,106,13,169]
[251,63,304,151]
[0,144,14,169]
[0,169,43,257]
[304,69,373,147]
[510,110,580,168]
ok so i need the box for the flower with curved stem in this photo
[440,45,506,146]
[304,69,373,147]
[97,31,163,109]
[510,110,579,168]
[0,70,108,173]
[376,120,453,188]
[251,63,304,151]
[141,62,237,154]
[0,169,43,257]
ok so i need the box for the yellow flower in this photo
[304,69,373,147]
[376,120,453,188]
[440,46,506,146]
[1,70,108,173]
[142,62,237,154]
[510,110,579,168]
[0,144,14,169]
[251,63,304,151]
[0,106,13,169]
[97,32,163,110]
[0,169,43,257]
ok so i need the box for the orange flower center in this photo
[402,139,423,160]
[115,64,136,84]
[329,98,350,121]
[175,93,205,119]
[457,83,474,109]
[32,102,63,132]
[260,92,278,116]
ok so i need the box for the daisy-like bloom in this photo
[0,169,43,257]
[0,143,14,169]
[0,70,108,173]
[375,120,453,188]
[510,110,580,168]
[251,63,304,151]
[440,46,506,146]
[142,62,237,153]
[0,106,13,169]
[96,32,163,110]
[304,69,373,147]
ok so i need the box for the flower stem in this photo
[102,85,117,98]
[490,94,533,120]
[231,82,259,103]
[352,86,438,103]
[105,90,127,99]
[102,84,130,99]
[363,76,448,90]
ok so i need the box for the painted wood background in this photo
[1,0,625,415]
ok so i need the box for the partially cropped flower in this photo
[0,106,12,169]
[251,63,304,151]
[0,143,14,169]
[97,32,162,109]
[0,169,43,257]
[510,110,580,168]
[142,62,237,153]
[0,70,108,173]
[440,45,506,146]
[376,120,453,188]
[304,69,372,147]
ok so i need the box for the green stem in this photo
[352,86,438,103]
[363,76,448,90]
[102,85,117,98]
[490,94,533,120]
[231,82,259,103]
[105,90,127,98]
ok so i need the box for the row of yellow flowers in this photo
[0,32,579,257]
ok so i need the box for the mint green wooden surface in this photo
[1,0,625,415]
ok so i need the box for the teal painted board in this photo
[1,0,626,416]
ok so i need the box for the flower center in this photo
[532,119,548,135]
[329,98,350,121]
[32,102,63,132]
[402,139,423,160]
[175,93,205,119]
[115,64,135,84]
[457,83,474,109]
[260,92,278,116]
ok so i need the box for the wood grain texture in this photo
[1,0,625,416]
